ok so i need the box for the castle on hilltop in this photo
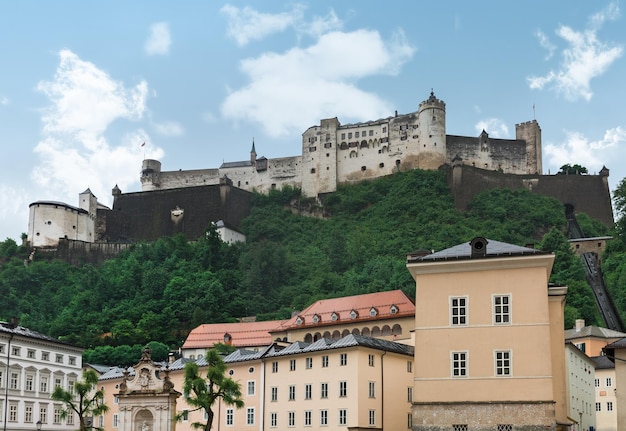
[141,91,543,197]
[27,91,613,258]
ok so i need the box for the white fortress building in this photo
[140,91,542,198]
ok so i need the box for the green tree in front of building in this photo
[176,348,244,431]
[51,369,109,431]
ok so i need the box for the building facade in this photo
[406,237,569,431]
[565,343,596,430]
[1,320,84,431]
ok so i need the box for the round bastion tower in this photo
[417,90,446,169]
[141,159,162,191]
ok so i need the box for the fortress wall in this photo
[103,184,252,243]
[28,203,94,247]
[45,239,132,266]
[156,168,221,190]
[448,164,614,227]
[446,137,529,174]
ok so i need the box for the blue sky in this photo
[1,1,625,241]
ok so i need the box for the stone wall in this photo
[448,164,614,227]
[37,239,131,266]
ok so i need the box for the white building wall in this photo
[566,344,596,431]
[1,324,84,431]
[28,203,94,247]
[595,367,618,431]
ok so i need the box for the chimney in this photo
[575,319,585,331]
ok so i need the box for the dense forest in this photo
[1,168,625,365]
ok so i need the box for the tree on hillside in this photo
[51,369,109,431]
[177,349,244,431]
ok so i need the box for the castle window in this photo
[47,221,51,225]
[348,132,352,139]
[360,140,368,148]
[271,184,276,189]
[341,133,345,140]
[340,142,348,150]
[355,132,359,138]
[379,163,384,168]
[369,130,373,136]
[309,146,316,152]
[326,153,329,157]
[395,159,401,166]
[324,142,332,148]
[310,168,316,174]
[382,127,387,133]
[361,166,366,171]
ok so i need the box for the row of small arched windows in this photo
[303,324,402,343]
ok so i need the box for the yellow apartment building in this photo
[406,237,570,431]
[98,334,414,431]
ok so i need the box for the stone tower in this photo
[417,90,446,169]
[141,159,162,191]
[301,117,340,197]
[515,120,542,174]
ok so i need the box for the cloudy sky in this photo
[1,1,625,241]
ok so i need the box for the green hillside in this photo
[0,169,619,357]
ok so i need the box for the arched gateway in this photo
[117,346,181,431]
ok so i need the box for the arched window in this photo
[342,329,350,337]
[332,330,341,339]
[372,326,381,336]
[392,324,402,335]
[361,327,371,336]
[313,332,322,341]
[323,331,331,339]
[304,333,313,343]
[352,328,360,335]
[381,325,391,336]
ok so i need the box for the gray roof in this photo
[591,355,615,369]
[0,321,80,349]
[564,325,626,341]
[220,160,253,169]
[409,238,546,263]
[264,334,413,358]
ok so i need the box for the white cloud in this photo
[154,121,183,136]
[535,30,556,60]
[528,3,623,101]
[33,49,163,209]
[0,96,8,106]
[220,4,343,46]
[474,119,510,138]
[544,126,626,173]
[221,29,415,137]
[145,22,171,56]
[221,4,305,46]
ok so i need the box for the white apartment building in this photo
[1,320,84,431]
[565,343,596,431]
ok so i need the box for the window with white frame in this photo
[271,387,278,402]
[595,378,600,387]
[41,352,49,361]
[321,355,328,367]
[608,402,613,411]
[269,412,276,428]
[11,346,20,356]
[368,354,375,367]
[27,349,36,359]
[246,408,255,426]
[407,360,413,372]
[305,383,312,400]
[304,410,312,426]
[247,381,255,396]
[55,354,63,364]
[9,404,17,422]
[0,371,3,388]
[40,406,48,423]
[288,411,295,427]
[369,410,376,426]
[451,297,467,325]
[24,405,33,423]
[408,413,413,428]
[290,359,296,371]
[289,385,296,401]
[339,409,347,425]
[54,377,62,389]
[54,407,62,424]
[321,382,328,398]
[9,371,19,389]
[226,409,234,426]
[25,374,34,391]
[495,350,511,376]
[69,356,76,365]
[596,403,601,411]
[339,381,347,397]
[113,413,119,428]
[67,412,74,425]
[407,387,413,402]
[451,351,467,377]
[68,379,75,394]
[493,295,511,324]
[40,376,49,392]
[340,353,347,366]
[607,377,612,387]
[272,361,278,373]
[306,357,313,369]
[368,381,376,398]
[320,410,328,426]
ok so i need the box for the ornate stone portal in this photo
[117,346,180,431]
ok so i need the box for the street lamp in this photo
[36,420,42,431]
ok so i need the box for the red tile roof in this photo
[182,320,287,349]
[274,290,415,331]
